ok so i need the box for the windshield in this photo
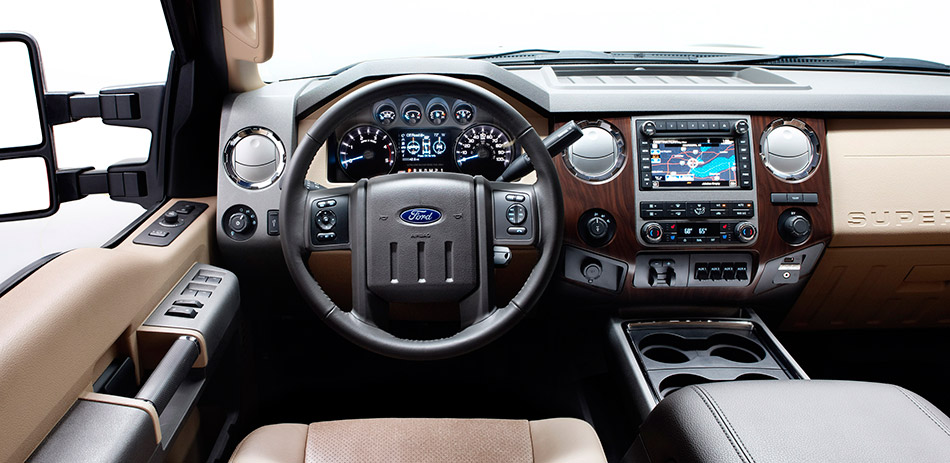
[261,0,950,81]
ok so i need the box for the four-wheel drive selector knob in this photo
[641,222,663,244]
[735,221,757,243]
[778,209,812,244]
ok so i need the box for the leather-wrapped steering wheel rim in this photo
[279,74,563,360]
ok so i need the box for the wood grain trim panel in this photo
[554,116,832,304]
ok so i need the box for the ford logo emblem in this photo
[399,208,442,225]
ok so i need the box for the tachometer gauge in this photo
[454,124,513,178]
[338,125,395,179]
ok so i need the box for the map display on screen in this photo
[650,138,738,187]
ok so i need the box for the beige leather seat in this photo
[230,417,608,463]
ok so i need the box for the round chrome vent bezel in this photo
[561,120,626,183]
[759,118,821,182]
[223,126,286,190]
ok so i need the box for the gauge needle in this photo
[457,155,479,163]
[341,155,363,165]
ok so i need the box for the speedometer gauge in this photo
[338,125,395,179]
[454,124,513,179]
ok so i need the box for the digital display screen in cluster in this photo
[397,130,449,162]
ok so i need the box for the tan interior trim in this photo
[784,246,950,330]
[81,392,162,443]
[0,197,215,462]
[137,326,210,369]
[220,0,273,92]
[826,119,950,247]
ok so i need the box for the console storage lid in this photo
[630,380,950,463]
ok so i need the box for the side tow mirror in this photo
[0,32,57,221]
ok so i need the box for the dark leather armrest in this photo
[633,380,950,463]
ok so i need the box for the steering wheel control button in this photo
[506,204,527,225]
[315,210,337,231]
[505,194,525,202]
[316,199,337,208]
[222,205,257,241]
[507,227,527,235]
[309,196,349,247]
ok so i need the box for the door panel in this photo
[0,197,215,462]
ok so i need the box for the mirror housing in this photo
[0,32,58,221]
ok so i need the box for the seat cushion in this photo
[633,380,950,463]
[230,417,607,463]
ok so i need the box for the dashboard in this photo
[214,58,950,330]
[325,95,517,181]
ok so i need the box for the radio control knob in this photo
[640,121,657,136]
[735,221,757,243]
[642,222,663,244]
[734,120,750,135]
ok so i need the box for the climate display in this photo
[650,138,737,188]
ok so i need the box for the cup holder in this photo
[658,372,779,398]
[710,346,760,364]
[641,346,690,364]
[637,332,767,365]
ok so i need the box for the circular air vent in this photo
[562,120,625,182]
[760,119,820,181]
[223,127,286,189]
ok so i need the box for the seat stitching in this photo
[699,386,758,463]
[690,386,751,463]
[894,386,950,439]
[527,421,536,463]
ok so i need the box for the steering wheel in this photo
[279,75,563,360]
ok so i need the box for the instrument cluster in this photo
[326,95,516,182]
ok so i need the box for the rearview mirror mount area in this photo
[0,32,59,221]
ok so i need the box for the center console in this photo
[559,114,832,300]
[634,115,759,248]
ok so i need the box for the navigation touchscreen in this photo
[650,138,738,188]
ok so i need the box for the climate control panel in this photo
[641,221,757,245]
